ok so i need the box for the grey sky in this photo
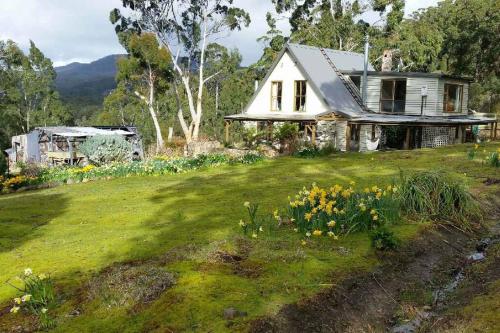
[0,0,438,67]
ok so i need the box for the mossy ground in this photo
[0,143,498,332]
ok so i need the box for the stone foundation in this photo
[359,125,382,152]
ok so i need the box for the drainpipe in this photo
[362,34,369,105]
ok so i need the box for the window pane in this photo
[394,80,406,101]
[394,100,405,113]
[444,84,462,112]
[381,100,393,113]
[381,80,393,100]
[294,81,307,111]
[350,76,361,90]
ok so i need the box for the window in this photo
[380,79,406,113]
[348,76,361,91]
[294,80,307,112]
[443,84,463,113]
[270,81,283,111]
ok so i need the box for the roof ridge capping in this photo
[287,43,364,57]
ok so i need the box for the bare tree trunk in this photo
[135,68,165,153]
[192,11,209,141]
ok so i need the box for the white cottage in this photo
[225,44,497,151]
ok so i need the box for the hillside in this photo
[55,54,125,108]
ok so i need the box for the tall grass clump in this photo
[397,170,481,229]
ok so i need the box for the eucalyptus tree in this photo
[115,33,172,152]
[110,0,251,143]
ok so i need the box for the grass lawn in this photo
[0,143,498,332]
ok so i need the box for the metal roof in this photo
[288,44,374,72]
[286,44,370,117]
[341,70,473,81]
[225,113,320,122]
[37,127,135,138]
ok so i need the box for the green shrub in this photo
[294,143,338,158]
[9,269,56,330]
[0,153,7,176]
[19,162,44,178]
[242,127,266,148]
[370,227,400,251]
[79,135,133,166]
[397,170,481,229]
[274,123,298,142]
[486,151,499,168]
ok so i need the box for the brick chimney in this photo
[381,50,393,72]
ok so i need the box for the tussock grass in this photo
[397,170,482,229]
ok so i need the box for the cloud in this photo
[0,0,438,67]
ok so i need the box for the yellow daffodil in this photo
[38,273,47,280]
[305,213,313,221]
[13,298,21,305]
[21,294,31,302]
[370,209,377,215]
[371,186,378,192]
[41,308,48,314]
[24,268,32,276]
[238,220,246,227]
[243,202,250,208]
[10,306,20,314]
[259,226,264,232]
[327,220,336,228]
[373,215,379,221]
[313,230,322,236]
[293,228,298,232]
[252,233,258,238]
[364,188,370,193]
[301,240,307,246]
[311,207,318,214]
[306,231,311,237]
[376,192,382,200]
[350,180,356,186]
[474,144,479,149]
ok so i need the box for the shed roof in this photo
[37,127,135,138]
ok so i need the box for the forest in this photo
[1,0,498,170]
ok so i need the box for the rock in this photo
[223,307,247,320]
[467,252,485,261]
[476,238,491,252]
[185,141,222,157]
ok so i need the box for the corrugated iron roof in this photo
[37,127,135,137]
[287,44,369,117]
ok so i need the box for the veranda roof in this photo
[225,112,496,126]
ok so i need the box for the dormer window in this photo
[294,80,307,112]
[271,81,283,111]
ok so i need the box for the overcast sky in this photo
[0,0,439,67]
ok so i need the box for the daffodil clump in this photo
[286,181,399,238]
[0,153,263,194]
[8,268,56,330]
[1,175,36,191]
[238,201,267,238]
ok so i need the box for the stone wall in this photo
[316,121,337,148]
[359,125,382,152]
[421,127,456,148]
[335,121,348,152]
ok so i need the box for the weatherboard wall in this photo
[246,52,329,116]
[365,75,469,116]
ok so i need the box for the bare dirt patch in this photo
[250,225,479,333]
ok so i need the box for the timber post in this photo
[494,121,498,140]
[346,124,351,152]
[224,120,231,144]
[404,126,411,150]
[311,124,317,146]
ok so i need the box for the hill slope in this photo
[55,54,125,108]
